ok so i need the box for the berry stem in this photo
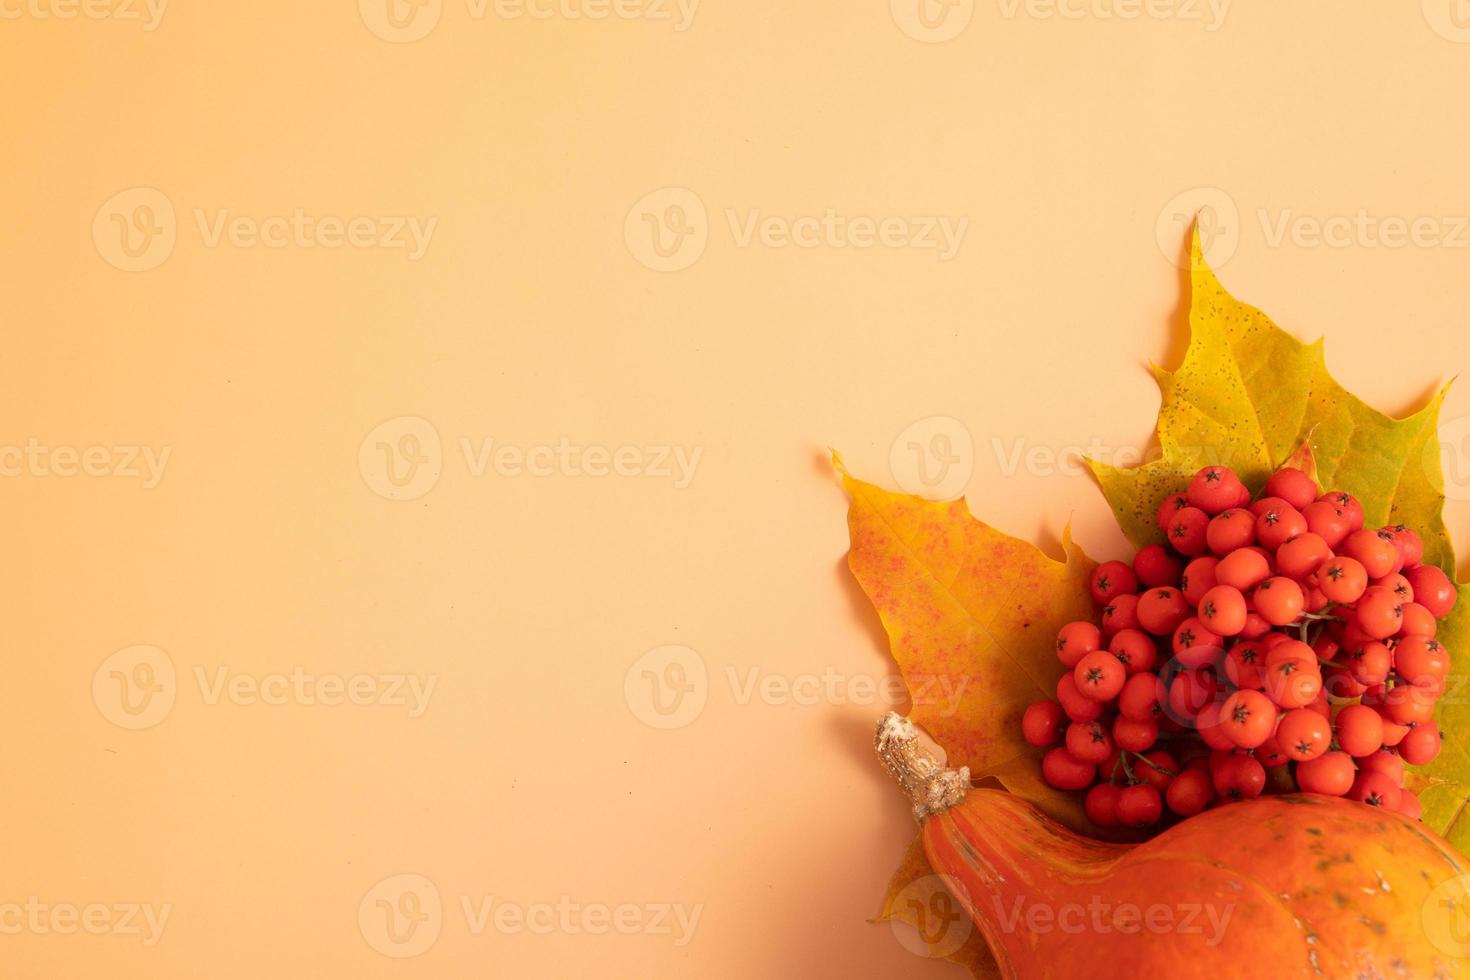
[1129,751,1177,779]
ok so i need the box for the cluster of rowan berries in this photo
[1022,463,1457,829]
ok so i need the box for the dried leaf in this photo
[876,836,1000,978]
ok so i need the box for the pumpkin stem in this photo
[875,712,970,821]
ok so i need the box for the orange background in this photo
[4,2,1470,977]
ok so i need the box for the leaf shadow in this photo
[745,711,947,980]
[1157,231,1195,374]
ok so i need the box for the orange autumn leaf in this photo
[836,452,1097,829]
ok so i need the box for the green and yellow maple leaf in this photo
[1088,229,1452,560]
[1087,229,1470,849]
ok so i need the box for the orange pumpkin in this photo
[877,713,1470,978]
